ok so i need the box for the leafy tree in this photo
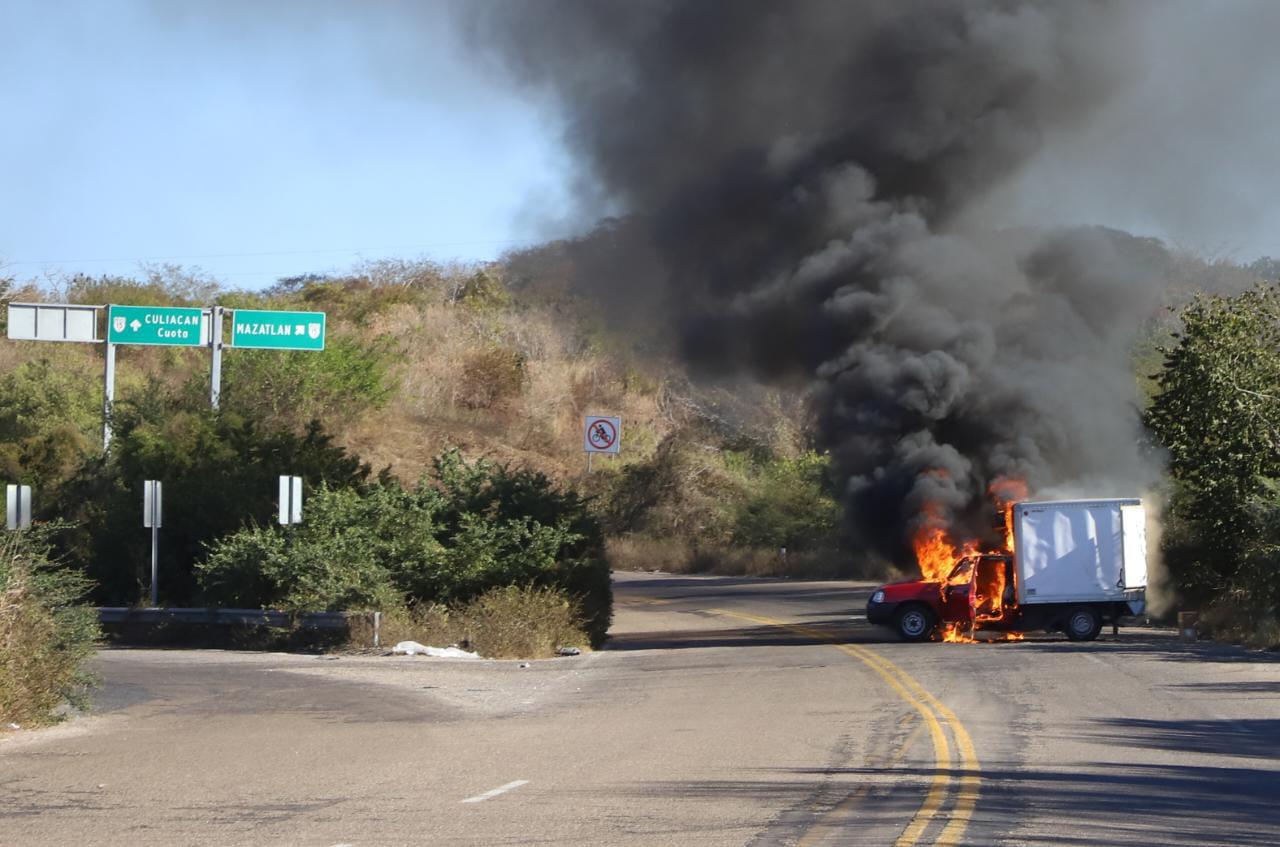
[1147,285,1280,602]
[0,357,100,488]
[52,403,370,607]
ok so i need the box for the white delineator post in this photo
[6,484,32,531]
[144,480,162,606]
[278,475,303,525]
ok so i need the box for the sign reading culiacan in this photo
[231,309,326,350]
[108,305,206,346]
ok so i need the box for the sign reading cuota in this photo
[231,309,326,350]
[108,305,205,346]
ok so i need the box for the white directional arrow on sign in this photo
[130,319,142,331]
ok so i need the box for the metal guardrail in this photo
[96,608,382,644]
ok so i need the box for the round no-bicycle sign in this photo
[584,415,622,454]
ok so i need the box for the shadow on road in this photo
[1169,680,1280,693]
[606,621,868,651]
[1009,634,1280,665]
[1085,717,1280,760]
[634,758,1279,846]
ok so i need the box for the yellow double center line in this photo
[710,609,979,847]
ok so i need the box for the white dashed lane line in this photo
[461,780,530,804]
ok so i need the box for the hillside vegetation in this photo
[0,255,844,677]
[5,243,1276,665]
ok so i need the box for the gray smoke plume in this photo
[470,1,1172,564]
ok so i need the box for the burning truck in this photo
[867,499,1148,642]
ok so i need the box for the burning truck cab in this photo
[867,499,1148,642]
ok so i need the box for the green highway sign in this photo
[231,309,326,350]
[108,305,205,346]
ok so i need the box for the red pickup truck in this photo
[866,499,1148,642]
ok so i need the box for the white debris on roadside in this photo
[391,641,479,659]
[556,647,581,656]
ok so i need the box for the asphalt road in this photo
[2,571,1277,846]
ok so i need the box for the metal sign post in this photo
[143,480,162,606]
[210,305,224,409]
[6,304,328,439]
[6,485,32,530]
[278,475,303,525]
[103,340,116,449]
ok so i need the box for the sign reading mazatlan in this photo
[108,305,205,346]
[231,309,326,351]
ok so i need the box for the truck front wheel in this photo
[895,604,937,642]
[1065,607,1103,642]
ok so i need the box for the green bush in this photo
[731,451,841,552]
[0,527,99,726]
[218,335,399,429]
[52,404,371,607]
[199,450,613,645]
[602,430,842,560]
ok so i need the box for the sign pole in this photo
[150,522,159,607]
[144,480,162,606]
[103,339,116,450]
[210,305,224,410]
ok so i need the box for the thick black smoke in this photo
[471,1,1169,564]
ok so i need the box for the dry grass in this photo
[342,300,674,483]
[1198,604,1280,650]
[350,586,589,659]
[0,543,98,727]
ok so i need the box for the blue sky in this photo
[3,3,1278,294]
[0,2,569,289]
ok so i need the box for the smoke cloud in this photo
[469,1,1175,564]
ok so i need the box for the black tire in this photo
[1065,607,1103,642]
[895,604,937,642]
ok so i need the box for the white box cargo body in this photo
[1013,499,1147,605]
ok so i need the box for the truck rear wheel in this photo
[1065,607,1102,642]
[895,604,937,642]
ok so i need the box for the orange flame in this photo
[988,477,1028,553]
[941,623,976,643]
[912,475,1030,643]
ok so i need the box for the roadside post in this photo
[278,475,303,526]
[278,474,303,560]
[143,480,162,606]
[583,415,622,473]
[5,484,32,531]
